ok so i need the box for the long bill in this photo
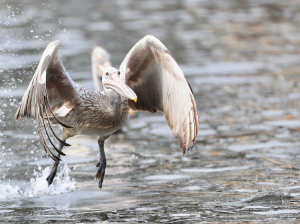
[103,73,137,102]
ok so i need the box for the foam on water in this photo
[0,163,75,199]
[0,184,22,200]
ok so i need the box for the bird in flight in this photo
[91,45,135,117]
[15,35,199,190]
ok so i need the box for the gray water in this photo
[1,0,300,223]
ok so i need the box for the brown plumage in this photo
[120,36,198,153]
[15,35,199,189]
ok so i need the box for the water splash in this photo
[25,163,75,197]
[0,163,75,199]
[0,184,22,200]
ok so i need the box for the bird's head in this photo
[91,46,112,79]
[102,67,137,102]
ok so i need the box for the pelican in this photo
[91,46,112,92]
[15,35,199,189]
[91,46,135,117]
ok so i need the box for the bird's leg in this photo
[46,140,65,186]
[95,139,106,190]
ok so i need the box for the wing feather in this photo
[15,40,78,161]
[120,35,198,154]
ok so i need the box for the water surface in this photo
[1,0,300,223]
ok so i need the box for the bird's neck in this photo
[105,88,123,107]
[105,89,128,121]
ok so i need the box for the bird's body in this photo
[15,35,199,189]
[60,86,128,140]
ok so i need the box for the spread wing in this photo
[120,35,198,154]
[15,40,79,161]
[91,46,112,92]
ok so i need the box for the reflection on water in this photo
[1,0,300,222]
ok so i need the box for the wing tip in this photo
[43,40,60,59]
[48,40,60,47]
[141,35,168,51]
[14,105,27,120]
[14,110,20,120]
[143,34,155,40]
[182,143,195,156]
[142,35,161,43]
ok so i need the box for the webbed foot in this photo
[95,161,106,189]
[46,161,59,186]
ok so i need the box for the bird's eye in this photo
[105,72,109,76]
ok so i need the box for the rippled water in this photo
[2,0,300,223]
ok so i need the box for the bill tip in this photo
[129,109,135,116]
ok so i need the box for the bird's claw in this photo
[95,161,106,189]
